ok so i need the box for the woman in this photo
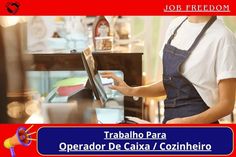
[102,16,236,124]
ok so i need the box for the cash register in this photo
[81,48,141,124]
[27,48,146,124]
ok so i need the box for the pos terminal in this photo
[80,48,141,124]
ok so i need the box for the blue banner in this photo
[37,126,233,155]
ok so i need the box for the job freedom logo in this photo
[5,1,20,14]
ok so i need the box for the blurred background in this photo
[0,16,236,124]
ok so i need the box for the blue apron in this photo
[162,16,217,123]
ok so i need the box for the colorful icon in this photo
[3,125,37,157]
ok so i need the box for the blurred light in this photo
[142,72,146,77]
[0,16,26,27]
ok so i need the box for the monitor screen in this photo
[81,48,108,105]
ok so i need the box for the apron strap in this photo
[187,16,217,52]
[167,17,188,44]
[167,16,217,53]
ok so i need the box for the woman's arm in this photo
[101,72,166,97]
[131,81,166,97]
[167,78,236,124]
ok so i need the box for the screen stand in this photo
[68,79,94,102]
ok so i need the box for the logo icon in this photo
[5,1,20,14]
[3,125,37,157]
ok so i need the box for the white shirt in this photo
[160,16,236,107]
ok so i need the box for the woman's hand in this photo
[100,72,133,96]
[101,72,166,98]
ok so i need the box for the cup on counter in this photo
[95,36,113,52]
